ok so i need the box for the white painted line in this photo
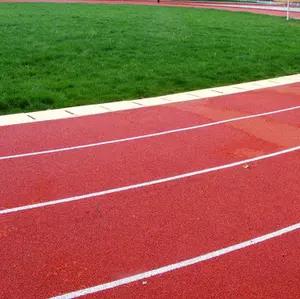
[1,145,299,215]
[50,222,300,299]
[1,105,300,161]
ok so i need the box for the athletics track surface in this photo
[1,81,300,298]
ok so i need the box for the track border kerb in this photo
[0,74,299,127]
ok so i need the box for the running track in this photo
[1,82,300,298]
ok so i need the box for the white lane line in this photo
[50,222,300,299]
[1,146,299,215]
[1,105,300,161]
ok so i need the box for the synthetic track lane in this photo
[1,151,300,298]
[1,108,300,209]
[95,229,300,299]
[0,83,299,157]
[185,4,300,19]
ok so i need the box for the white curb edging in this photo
[0,74,299,127]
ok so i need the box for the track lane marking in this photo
[1,105,300,161]
[1,145,299,215]
[50,222,300,299]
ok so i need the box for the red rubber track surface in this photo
[97,230,300,299]
[0,82,300,299]
[1,0,300,19]
[1,83,300,157]
[1,151,300,298]
[1,104,300,209]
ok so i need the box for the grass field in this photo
[0,3,299,114]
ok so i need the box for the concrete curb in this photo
[0,73,299,127]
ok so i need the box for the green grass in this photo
[0,3,300,114]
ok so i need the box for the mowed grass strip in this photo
[0,3,299,114]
